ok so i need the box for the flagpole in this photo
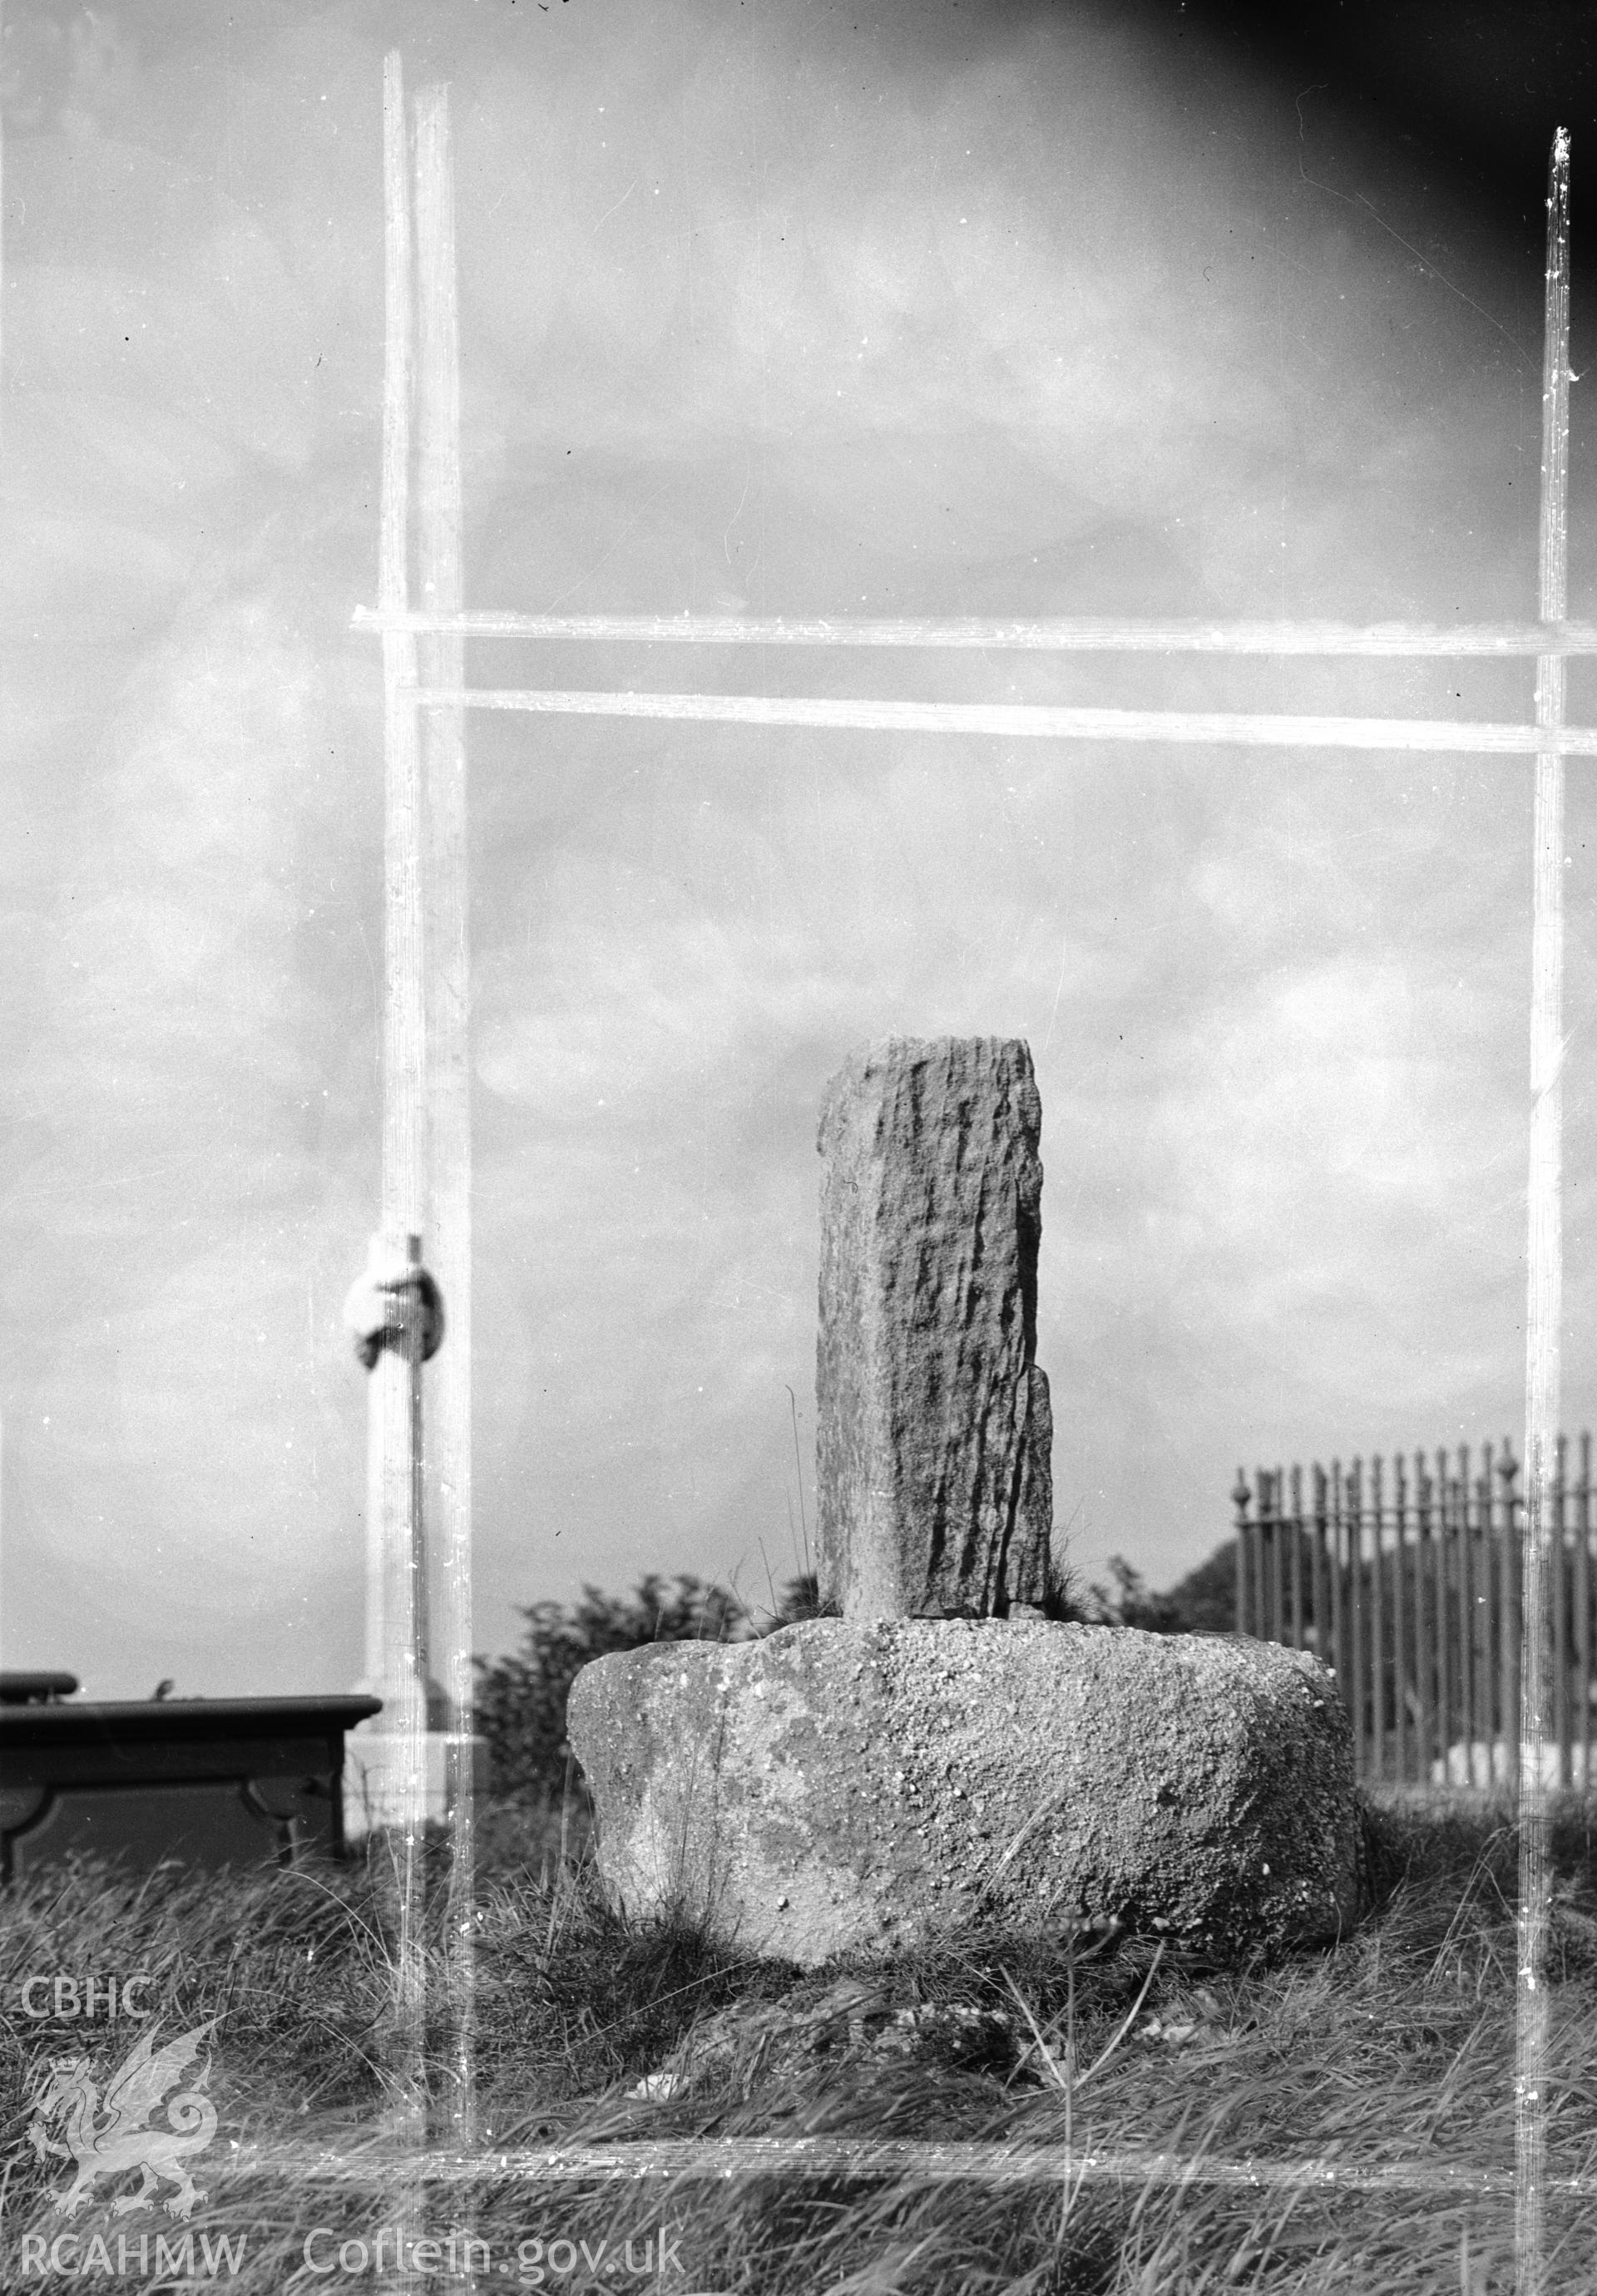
[1516,122,1571,2296]
[413,72,476,2150]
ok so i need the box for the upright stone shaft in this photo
[816,1036,1053,1619]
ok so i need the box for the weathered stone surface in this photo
[568,1619,1360,1966]
[817,1037,1053,1619]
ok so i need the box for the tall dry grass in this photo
[0,1791,1594,2291]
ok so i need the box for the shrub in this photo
[1081,1541,1238,1633]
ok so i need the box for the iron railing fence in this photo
[1232,1438,1597,1788]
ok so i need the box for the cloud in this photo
[2,588,377,1692]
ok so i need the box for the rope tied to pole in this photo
[343,1232,445,1370]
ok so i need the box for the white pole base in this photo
[344,1730,490,1839]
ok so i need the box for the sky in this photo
[3,0,1597,1701]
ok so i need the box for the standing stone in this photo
[816,1037,1053,1620]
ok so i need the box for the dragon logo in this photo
[25,2022,219,2220]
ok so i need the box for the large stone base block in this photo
[568,1620,1360,1965]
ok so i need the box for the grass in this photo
[2,1792,1596,2291]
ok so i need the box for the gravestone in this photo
[0,1691,381,1882]
[570,1037,1361,1965]
[817,1038,1052,1619]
